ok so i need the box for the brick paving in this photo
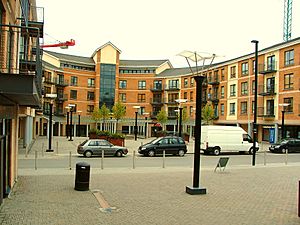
[0,136,299,225]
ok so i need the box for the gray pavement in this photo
[0,136,300,225]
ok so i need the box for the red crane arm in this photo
[41,39,75,48]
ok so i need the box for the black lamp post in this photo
[251,40,259,166]
[46,102,54,152]
[133,106,140,141]
[282,110,285,140]
[66,111,69,138]
[186,76,206,195]
[143,112,149,138]
[77,110,82,137]
[68,104,75,141]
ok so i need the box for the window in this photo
[241,82,248,95]
[221,86,225,98]
[138,80,146,89]
[70,90,77,99]
[241,62,249,75]
[70,76,78,86]
[230,66,236,78]
[284,74,293,89]
[100,64,116,109]
[137,94,146,103]
[168,93,179,103]
[153,80,162,90]
[119,80,127,89]
[87,105,94,113]
[230,84,236,96]
[184,92,187,99]
[190,91,193,102]
[229,103,235,115]
[87,91,94,100]
[252,101,255,114]
[168,80,179,89]
[138,107,145,115]
[241,102,247,114]
[184,78,188,87]
[220,104,225,115]
[267,55,276,70]
[284,97,293,112]
[252,60,256,74]
[88,78,95,87]
[252,80,255,94]
[190,77,194,87]
[221,69,225,81]
[284,49,294,66]
[214,70,219,82]
[119,93,126,102]
[44,86,51,95]
[189,106,193,116]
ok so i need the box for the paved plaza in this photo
[0,136,299,225]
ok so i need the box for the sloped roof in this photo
[91,41,122,57]
[120,59,170,68]
[43,50,94,65]
[43,61,63,72]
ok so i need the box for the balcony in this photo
[0,24,43,107]
[150,84,163,92]
[21,6,44,38]
[56,94,68,102]
[258,85,276,96]
[150,111,159,119]
[56,79,69,87]
[207,93,219,102]
[257,107,276,118]
[164,85,180,91]
[258,62,277,74]
[44,77,56,85]
[168,111,178,119]
[207,76,220,85]
[150,98,164,105]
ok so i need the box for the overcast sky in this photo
[36,0,300,67]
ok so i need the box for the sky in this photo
[36,0,300,68]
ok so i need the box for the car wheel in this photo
[84,150,92,158]
[178,149,185,157]
[281,148,287,154]
[115,150,123,157]
[213,147,220,156]
[148,150,155,157]
[248,147,254,155]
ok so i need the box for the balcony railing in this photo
[207,76,220,85]
[258,84,276,96]
[258,62,277,74]
[164,84,180,91]
[56,94,68,101]
[150,98,164,105]
[150,84,163,92]
[257,106,276,118]
[0,24,43,106]
[207,93,219,102]
[56,79,69,87]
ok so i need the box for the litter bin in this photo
[75,162,90,191]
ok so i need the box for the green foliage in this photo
[99,103,110,120]
[182,107,188,123]
[91,108,101,123]
[88,128,124,139]
[112,101,126,121]
[109,132,125,139]
[156,109,168,125]
[202,103,215,125]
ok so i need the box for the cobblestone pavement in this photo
[0,137,299,225]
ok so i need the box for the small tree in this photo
[182,107,188,133]
[112,101,126,132]
[202,103,215,125]
[99,103,110,130]
[91,107,101,129]
[156,109,168,130]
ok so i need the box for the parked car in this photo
[269,138,300,153]
[138,136,187,157]
[77,139,128,157]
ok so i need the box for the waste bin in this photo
[75,162,90,191]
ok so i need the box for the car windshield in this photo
[80,140,89,146]
[151,137,163,144]
[281,140,289,144]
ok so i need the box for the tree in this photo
[156,109,168,129]
[112,101,126,132]
[91,107,101,129]
[202,103,215,125]
[99,103,110,130]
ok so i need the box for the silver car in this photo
[77,139,128,157]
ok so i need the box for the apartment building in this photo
[42,38,300,144]
[0,0,44,205]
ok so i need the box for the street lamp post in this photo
[279,103,290,140]
[66,110,69,138]
[77,110,82,137]
[46,94,57,152]
[178,50,217,195]
[133,106,140,141]
[143,112,149,138]
[175,99,187,138]
[68,104,75,141]
[251,40,259,166]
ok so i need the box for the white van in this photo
[200,125,259,155]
